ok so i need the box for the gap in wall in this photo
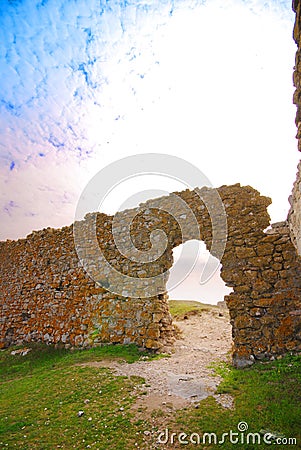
[167,240,232,305]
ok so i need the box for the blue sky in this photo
[0,0,298,240]
[0,0,299,301]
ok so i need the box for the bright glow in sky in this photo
[0,0,299,301]
[167,241,233,303]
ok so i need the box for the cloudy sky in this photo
[0,0,299,302]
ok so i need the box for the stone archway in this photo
[1,184,301,367]
[112,183,300,367]
[75,183,301,367]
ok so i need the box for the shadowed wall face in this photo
[289,1,301,254]
[1,184,301,367]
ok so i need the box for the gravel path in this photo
[82,306,233,412]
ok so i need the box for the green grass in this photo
[0,344,151,449]
[163,355,301,449]
[1,340,300,449]
[0,366,147,449]
[0,343,150,382]
[168,299,213,320]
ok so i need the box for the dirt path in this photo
[83,306,233,413]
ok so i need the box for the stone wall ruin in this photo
[2,3,301,367]
[289,1,301,254]
[1,183,301,367]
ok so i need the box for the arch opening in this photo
[167,240,232,305]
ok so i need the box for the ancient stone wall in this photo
[0,224,174,351]
[289,1,301,254]
[1,183,301,367]
[226,221,301,367]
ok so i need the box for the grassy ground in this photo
[162,356,301,449]
[0,344,151,449]
[168,299,213,320]
[1,302,301,449]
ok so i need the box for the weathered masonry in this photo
[289,1,301,255]
[1,183,301,367]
